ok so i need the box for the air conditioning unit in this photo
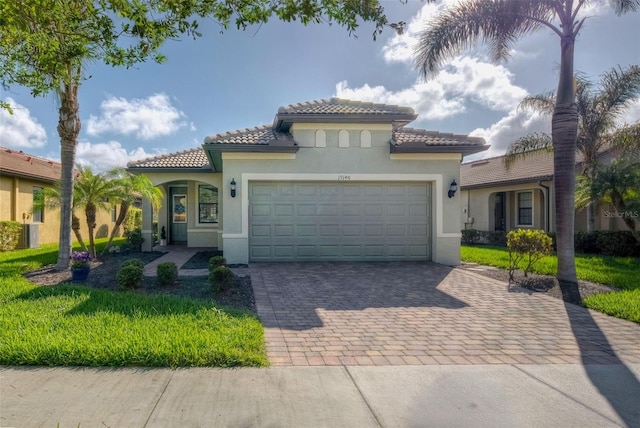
[18,224,40,249]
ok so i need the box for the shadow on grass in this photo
[14,284,253,319]
[562,283,640,427]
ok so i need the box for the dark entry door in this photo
[170,187,188,244]
[495,192,506,231]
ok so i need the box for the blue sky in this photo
[1,1,639,171]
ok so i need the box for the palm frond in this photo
[611,0,640,14]
[503,133,553,169]
[415,0,556,78]
[518,92,555,115]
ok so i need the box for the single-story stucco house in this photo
[459,148,633,234]
[127,98,488,265]
[0,147,119,247]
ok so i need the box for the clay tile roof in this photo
[204,125,293,145]
[0,147,62,182]
[277,97,416,116]
[390,128,488,155]
[127,147,210,169]
[460,150,555,189]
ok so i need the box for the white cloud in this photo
[75,140,166,172]
[87,93,188,140]
[0,98,47,149]
[336,56,527,120]
[466,109,550,160]
[619,98,640,126]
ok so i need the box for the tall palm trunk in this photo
[55,80,81,270]
[86,202,97,258]
[553,19,579,303]
[102,201,130,255]
[72,213,88,251]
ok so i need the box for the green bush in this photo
[507,229,553,280]
[125,228,144,252]
[461,229,480,245]
[157,262,178,286]
[120,258,145,270]
[117,264,144,289]
[209,256,226,270]
[0,221,22,251]
[123,207,142,234]
[574,231,640,257]
[209,265,234,292]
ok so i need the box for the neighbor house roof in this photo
[0,147,62,182]
[391,128,488,155]
[127,147,211,171]
[273,98,418,131]
[460,150,554,189]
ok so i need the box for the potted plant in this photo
[160,226,167,246]
[70,251,92,281]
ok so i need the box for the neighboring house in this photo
[128,98,488,265]
[459,148,632,234]
[0,147,119,247]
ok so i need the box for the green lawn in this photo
[0,240,267,367]
[461,245,640,323]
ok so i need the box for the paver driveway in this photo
[250,262,640,366]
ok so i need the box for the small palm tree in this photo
[504,65,640,231]
[73,166,119,258]
[414,0,639,302]
[101,168,163,255]
[32,185,88,252]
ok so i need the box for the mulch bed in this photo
[23,251,256,313]
[460,262,618,302]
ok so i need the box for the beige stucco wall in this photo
[220,123,463,266]
[0,174,119,247]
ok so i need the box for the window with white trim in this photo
[32,187,44,223]
[517,191,533,226]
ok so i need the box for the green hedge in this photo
[0,221,22,251]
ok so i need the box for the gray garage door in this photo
[249,182,431,261]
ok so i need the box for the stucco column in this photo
[141,198,153,252]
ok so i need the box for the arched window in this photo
[315,130,326,147]
[339,130,349,148]
[360,130,371,148]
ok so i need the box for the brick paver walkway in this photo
[250,262,640,366]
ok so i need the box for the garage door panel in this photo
[249,182,431,262]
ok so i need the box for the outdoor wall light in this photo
[448,179,458,198]
[230,178,237,198]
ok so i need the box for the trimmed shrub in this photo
[125,228,144,252]
[461,229,480,245]
[0,221,22,251]
[123,207,142,234]
[157,262,178,286]
[117,264,143,289]
[209,256,226,270]
[507,229,553,280]
[209,265,234,292]
[120,259,145,270]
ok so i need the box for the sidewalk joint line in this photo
[512,365,624,427]
[143,369,175,428]
[345,366,384,428]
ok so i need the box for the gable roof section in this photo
[203,125,297,149]
[391,128,488,155]
[0,147,61,182]
[127,147,211,172]
[460,150,554,189]
[273,98,417,131]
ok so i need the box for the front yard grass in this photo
[0,240,267,367]
[461,245,640,323]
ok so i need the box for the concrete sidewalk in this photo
[2,364,639,427]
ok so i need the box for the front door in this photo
[170,187,188,244]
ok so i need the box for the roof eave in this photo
[273,113,417,131]
[390,143,490,155]
[460,175,554,190]
[203,143,300,153]
[126,166,214,174]
[0,168,59,183]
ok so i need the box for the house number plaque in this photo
[337,175,351,181]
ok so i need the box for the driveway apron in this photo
[250,262,640,366]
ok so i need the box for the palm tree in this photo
[73,166,119,258]
[504,65,640,231]
[414,0,639,302]
[101,169,163,255]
